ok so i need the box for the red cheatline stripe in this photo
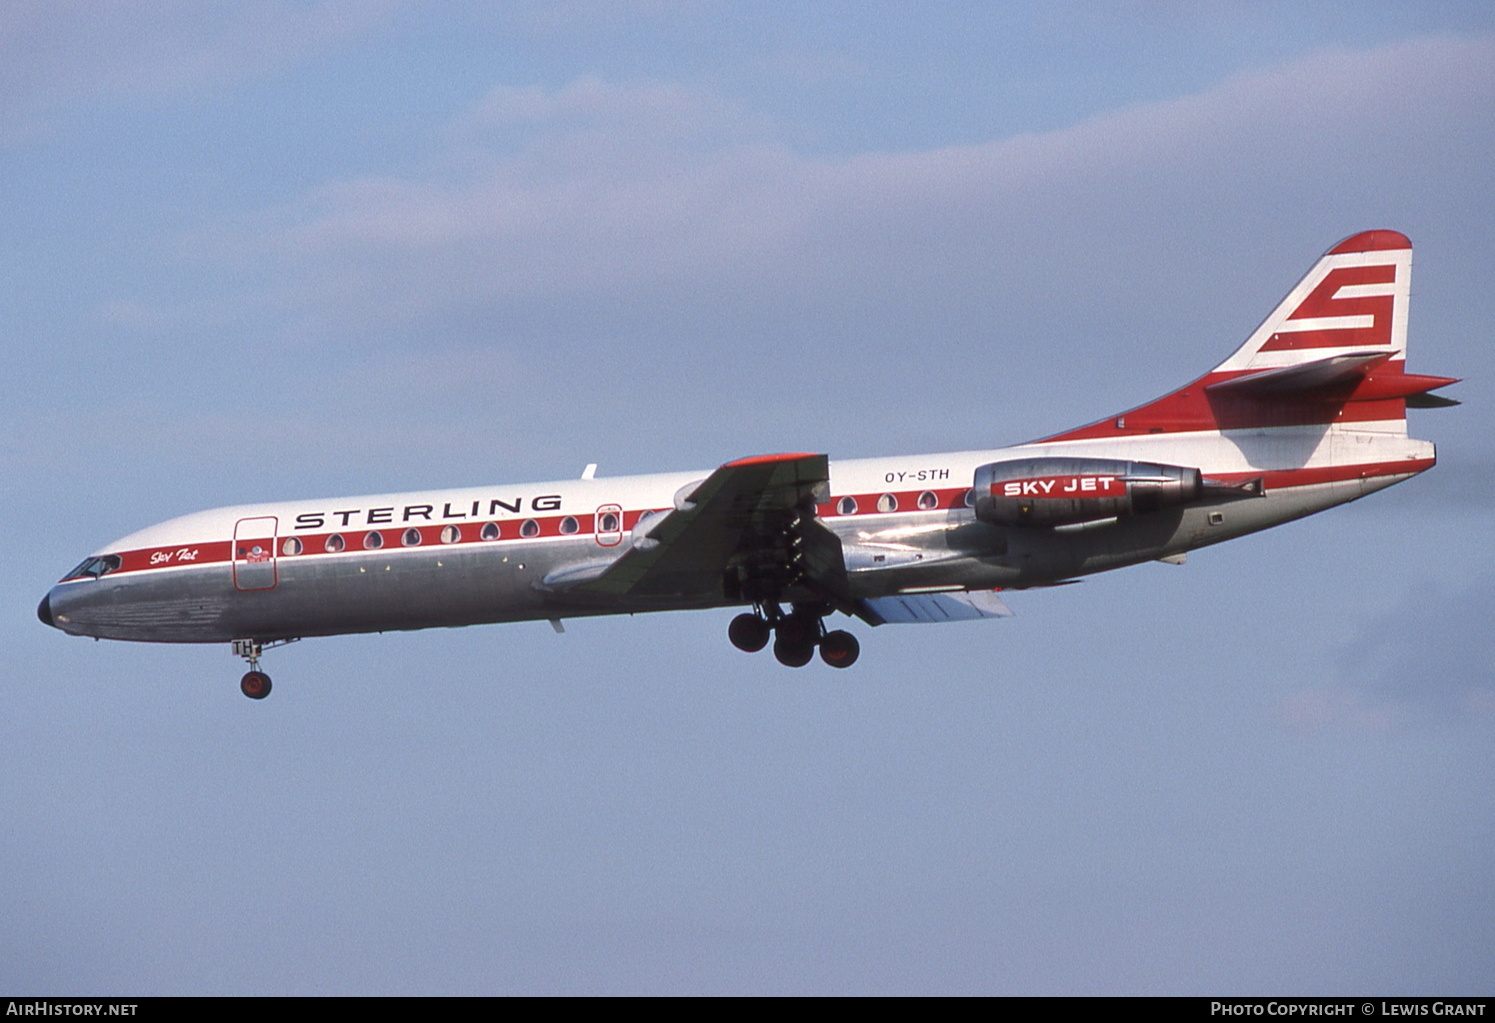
[817,487,970,517]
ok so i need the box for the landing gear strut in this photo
[232,638,296,699]
[772,609,818,667]
[727,604,860,669]
[232,640,272,699]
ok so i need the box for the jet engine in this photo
[972,457,1203,528]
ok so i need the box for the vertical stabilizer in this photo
[1040,231,1456,443]
[1213,230,1410,374]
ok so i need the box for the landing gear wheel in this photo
[773,637,816,668]
[819,630,860,668]
[728,613,771,653]
[240,671,272,700]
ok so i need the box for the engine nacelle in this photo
[972,457,1203,528]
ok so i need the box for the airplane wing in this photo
[564,453,851,609]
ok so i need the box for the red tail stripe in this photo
[1328,230,1411,255]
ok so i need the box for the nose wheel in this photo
[727,605,860,669]
[240,671,272,699]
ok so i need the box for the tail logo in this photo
[1260,263,1397,352]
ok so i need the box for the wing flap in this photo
[860,589,1014,625]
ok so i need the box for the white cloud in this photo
[205,34,1493,340]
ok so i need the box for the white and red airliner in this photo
[39,231,1456,698]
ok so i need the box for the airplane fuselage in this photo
[40,429,1431,646]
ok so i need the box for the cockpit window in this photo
[63,555,122,581]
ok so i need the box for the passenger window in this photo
[918,490,938,510]
[559,516,579,535]
[364,532,384,550]
[282,537,303,556]
[877,494,898,513]
[325,534,345,553]
[402,528,422,547]
[480,522,501,541]
[599,512,620,532]
[837,496,858,516]
[440,525,461,544]
[520,519,540,538]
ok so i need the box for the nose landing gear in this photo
[231,638,297,699]
[727,604,860,669]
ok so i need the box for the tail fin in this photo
[1215,229,1410,373]
[1041,230,1456,443]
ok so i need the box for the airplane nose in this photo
[37,593,54,628]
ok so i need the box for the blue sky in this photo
[4,2,1494,994]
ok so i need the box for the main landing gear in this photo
[728,604,860,669]
[232,638,297,699]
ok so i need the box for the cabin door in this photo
[233,516,279,591]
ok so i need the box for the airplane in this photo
[38,230,1458,699]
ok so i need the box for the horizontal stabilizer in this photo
[1406,392,1461,409]
[1204,350,1458,409]
[1205,351,1389,396]
[860,589,1014,625]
